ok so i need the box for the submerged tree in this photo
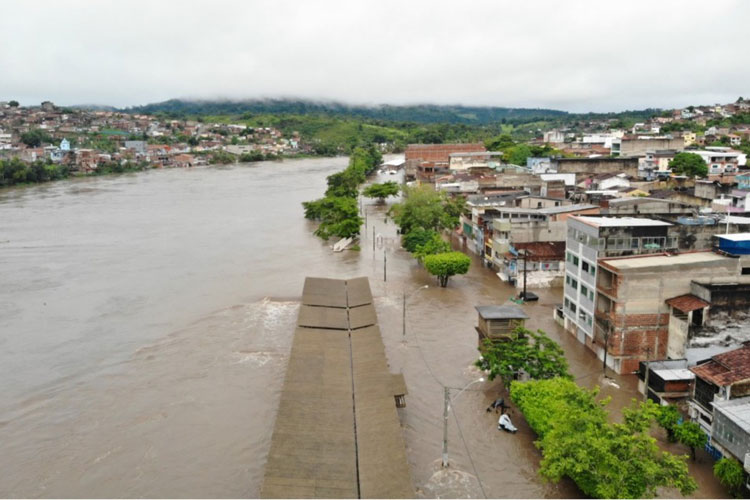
[362,181,400,203]
[475,327,571,387]
[423,251,470,287]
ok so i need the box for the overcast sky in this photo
[1,0,748,112]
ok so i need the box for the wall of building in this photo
[712,408,750,463]
[553,157,639,177]
[620,137,685,157]
[597,258,740,374]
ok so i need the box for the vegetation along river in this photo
[0,158,725,498]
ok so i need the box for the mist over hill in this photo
[122,98,573,124]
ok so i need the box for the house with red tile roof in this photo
[689,343,750,433]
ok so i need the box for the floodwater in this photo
[0,158,728,498]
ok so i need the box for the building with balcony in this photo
[563,216,675,345]
[710,397,750,473]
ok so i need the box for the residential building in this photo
[710,397,750,470]
[502,241,566,288]
[404,143,486,182]
[693,149,743,174]
[690,344,750,434]
[563,216,676,346]
[613,136,685,157]
[448,151,502,172]
[637,358,695,405]
[595,252,740,374]
[551,157,639,178]
[640,149,677,179]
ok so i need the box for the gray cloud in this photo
[1,0,748,112]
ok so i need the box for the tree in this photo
[402,227,436,253]
[674,420,707,461]
[423,251,470,287]
[389,185,463,236]
[210,150,236,164]
[362,181,399,203]
[475,327,571,387]
[714,458,744,497]
[655,404,681,442]
[8,100,19,107]
[414,233,451,263]
[669,152,707,177]
[20,129,51,147]
[511,378,697,498]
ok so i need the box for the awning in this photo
[666,294,710,313]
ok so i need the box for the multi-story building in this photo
[563,216,675,345]
[595,251,739,374]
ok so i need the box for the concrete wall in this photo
[599,258,740,374]
[553,157,639,178]
[510,220,566,243]
[712,408,750,463]
[621,137,685,156]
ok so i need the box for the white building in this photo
[563,216,674,344]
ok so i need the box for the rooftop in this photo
[475,304,529,320]
[601,251,731,271]
[690,343,750,387]
[716,233,750,242]
[713,396,750,433]
[262,277,413,498]
[666,294,710,313]
[571,216,672,228]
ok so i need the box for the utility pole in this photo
[384,249,387,282]
[643,346,652,402]
[402,292,406,338]
[522,250,528,301]
[442,386,450,467]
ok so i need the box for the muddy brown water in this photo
[0,158,728,498]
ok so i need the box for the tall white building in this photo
[563,216,674,345]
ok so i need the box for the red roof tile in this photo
[666,294,710,313]
[690,344,750,386]
[513,241,566,260]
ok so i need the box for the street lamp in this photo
[442,377,485,468]
[402,285,428,339]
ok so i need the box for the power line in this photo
[452,405,488,499]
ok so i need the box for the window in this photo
[571,278,578,290]
[573,256,579,266]
[589,289,594,301]
[566,252,572,263]
[566,275,571,286]
[581,284,589,297]
[564,297,570,308]
[570,303,577,313]
[582,261,589,273]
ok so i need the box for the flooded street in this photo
[0,158,727,498]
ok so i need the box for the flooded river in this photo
[0,158,726,497]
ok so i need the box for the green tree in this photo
[20,129,51,147]
[423,251,470,287]
[669,152,708,177]
[475,327,571,387]
[485,134,515,151]
[511,378,697,498]
[362,181,400,203]
[714,458,745,497]
[402,227,436,253]
[655,404,681,442]
[505,144,533,165]
[674,420,707,461]
[390,185,463,235]
[414,233,451,263]
[210,150,236,164]
[8,100,19,107]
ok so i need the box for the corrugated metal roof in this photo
[653,368,695,381]
[262,277,414,498]
[572,216,672,228]
[475,304,529,320]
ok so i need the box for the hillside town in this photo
[0,100,304,175]
[401,101,750,485]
